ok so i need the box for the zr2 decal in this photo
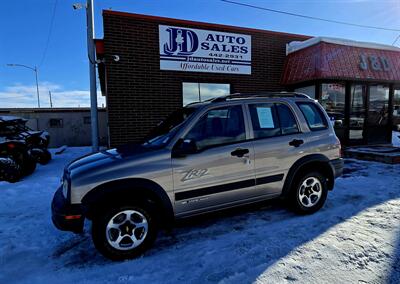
[181,168,209,182]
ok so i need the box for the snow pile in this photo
[0,148,399,284]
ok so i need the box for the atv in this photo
[0,139,36,182]
[0,116,51,165]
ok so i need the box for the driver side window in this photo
[185,105,246,150]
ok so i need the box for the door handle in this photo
[289,139,304,147]
[231,148,249,158]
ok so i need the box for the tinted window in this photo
[249,103,299,138]
[297,102,328,130]
[185,105,245,150]
[249,104,280,138]
[276,104,299,135]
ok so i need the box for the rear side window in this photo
[249,103,299,139]
[297,102,328,131]
[276,104,299,135]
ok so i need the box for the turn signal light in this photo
[64,215,82,220]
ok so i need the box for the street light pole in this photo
[86,0,99,152]
[6,63,41,108]
[34,66,41,108]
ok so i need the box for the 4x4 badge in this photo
[181,169,209,182]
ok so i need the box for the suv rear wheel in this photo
[92,203,158,260]
[290,171,328,214]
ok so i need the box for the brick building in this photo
[96,10,400,147]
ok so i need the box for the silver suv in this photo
[52,93,343,260]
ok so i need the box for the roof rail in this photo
[209,92,311,102]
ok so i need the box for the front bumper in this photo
[51,186,84,233]
[330,158,344,178]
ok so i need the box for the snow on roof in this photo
[286,36,400,55]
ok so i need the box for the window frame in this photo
[179,103,248,153]
[296,102,329,131]
[246,102,301,141]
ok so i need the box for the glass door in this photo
[366,85,390,144]
[393,87,400,132]
[349,84,367,145]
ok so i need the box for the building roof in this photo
[281,37,400,85]
[286,36,400,55]
[0,108,106,113]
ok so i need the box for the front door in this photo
[348,84,391,145]
[366,85,391,144]
[349,84,367,145]
[172,104,256,217]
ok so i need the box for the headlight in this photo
[62,178,69,199]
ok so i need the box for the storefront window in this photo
[320,83,345,122]
[294,85,315,99]
[320,83,346,141]
[182,83,230,106]
[393,89,400,131]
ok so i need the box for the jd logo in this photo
[163,28,199,56]
[181,168,208,182]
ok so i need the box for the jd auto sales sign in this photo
[159,25,251,74]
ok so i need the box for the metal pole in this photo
[34,66,41,108]
[86,0,99,152]
[198,82,201,102]
[49,90,53,108]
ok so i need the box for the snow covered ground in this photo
[393,131,400,147]
[0,147,399,284]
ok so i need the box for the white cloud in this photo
[0,82,106,108]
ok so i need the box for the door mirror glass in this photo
[172,138,198,157]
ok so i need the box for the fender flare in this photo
[281,154,335,198]
[81,178,174,227]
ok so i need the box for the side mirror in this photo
[172,138,197,158]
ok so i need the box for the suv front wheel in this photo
[92,203,158,260]
[290,171,328,214]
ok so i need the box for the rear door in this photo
[246,102,305,197]
[172,104,256,216]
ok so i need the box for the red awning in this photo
[281,40,400,85]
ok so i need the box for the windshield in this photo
[142,107,196,148]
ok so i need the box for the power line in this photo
[220,0,400,32]
[39,0,59,68]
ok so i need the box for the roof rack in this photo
[209,92,311,103]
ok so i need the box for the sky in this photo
[1,0,400,108]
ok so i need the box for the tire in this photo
[39,149,52,165]
[10,149,37,176]
[92,203,158,261]
[21,151,37,176]
[289,171,328,214]
[33,148,51,165]
[0,157,22,183]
